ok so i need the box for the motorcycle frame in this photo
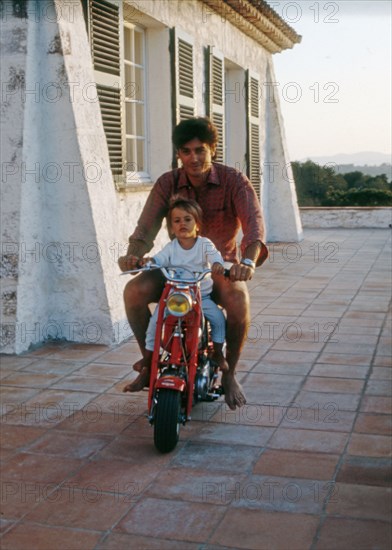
[147,278,203,420]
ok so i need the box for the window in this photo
[123,24,149,183]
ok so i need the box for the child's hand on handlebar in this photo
[211,262,226,276]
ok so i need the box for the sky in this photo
[269,0,392,161]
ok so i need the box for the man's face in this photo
[177,138,215,180]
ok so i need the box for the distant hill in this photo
[299,151,391,166]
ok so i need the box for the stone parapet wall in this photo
[300,207,392,229]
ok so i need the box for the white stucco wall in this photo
[1,0,302,353]
[300,207,392,229]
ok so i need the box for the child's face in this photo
[170,207,199,239]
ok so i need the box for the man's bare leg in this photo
[212,277,250,410]
[122,270,164,386]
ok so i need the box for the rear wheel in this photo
[154,389,181,453]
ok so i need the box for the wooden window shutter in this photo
[170,28,195,167]
[205,47,225,164]
[85,0,124,180]
[246,70,261,199]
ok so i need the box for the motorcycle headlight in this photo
[166,292,192,317]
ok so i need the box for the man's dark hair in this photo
[172,117,218,152]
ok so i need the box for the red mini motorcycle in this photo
[123,264,225,453]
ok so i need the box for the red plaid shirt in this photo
[129,163,266,264]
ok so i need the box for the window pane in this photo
[125,102,133,135]
[124,27,132,61]
[134,30,143,65]
[124,65,135,99]
[137,139,144,171]
[134,67,144,101]
[126,138,136,169]
[135,102,144,136]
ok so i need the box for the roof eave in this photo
[200,0,302,53]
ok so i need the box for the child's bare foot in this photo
[132,358,144,372]
[123,367,150,392]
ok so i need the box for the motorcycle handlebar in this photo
[121,262,231,282]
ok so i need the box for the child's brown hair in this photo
[166,195,203,238]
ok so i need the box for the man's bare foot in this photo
[123,367,150,392]
[221,370,246,410]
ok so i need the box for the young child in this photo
[124,196,227,392]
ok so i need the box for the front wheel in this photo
[154,389,181,453]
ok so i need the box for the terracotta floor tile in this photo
[316,517,392,550]
[96,434,183,465]
[360,396,392,414]
[96,532,199,550]
[56,409,132,434]
[0,371,63,388]
[326,483,392,521]
[45,344,109,362]
[0,386,41,409]
[67,458,160,495]
[347,433,392,457]
[0,453,84,484]
[89,392,147,419]
[294,390,361,412]
[1,389,98,427]
[316,352,373,366]
[365,379,392,397]
[117,497,225,542]
[268,428,349,454]
[354,413,392,435]
[336,456,391,487]
[373,356,392,367]
[26,431,112,459]
[18,358,84,375]
[302,377,365,394]
[77,362,133,378]
[209,403,282,427]
[280,406,355,433]
[145,467,248,505]
[171,442,261,472]
[195,423,274,447]
[370,367,392,380]
[253,449,339,480]
[0,523,101,550]
[209,508,319,549]
[0,356,37,369]
[51,374,116,393]
[310,363,369,379]
[230,474,332,514]
[0,479,49,519]
[252,363,312,376]
[25,487,132,530]
[0,425,47,452]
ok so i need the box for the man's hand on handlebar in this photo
[228,263,255,282]
[118,254,153,272]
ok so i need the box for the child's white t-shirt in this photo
[153,236,223,294]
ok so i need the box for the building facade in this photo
[1,0,303,353]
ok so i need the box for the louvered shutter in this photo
[171,29,195,122]
[206,47,225,163]
[85,0,124,180]
[170,29,195,167]
[246,70,261,199]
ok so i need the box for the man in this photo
[118,117,268,410]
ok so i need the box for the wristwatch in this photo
[240,258,256,269]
